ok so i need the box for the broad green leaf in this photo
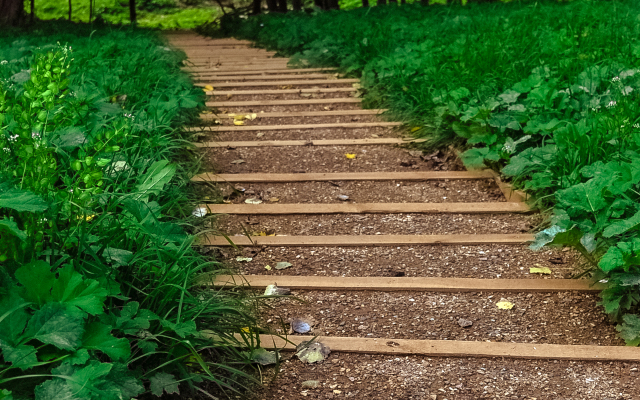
[0,389,13,400]
[103,363,144,398]
[249,347,277,365]
[0,218,26,241]
[25,303,85,350]
[35,380,79,400]
[49,361,113,399]
[134,160,176,202]
[51,265,108,315]
[599,247,624,272]
[603,210,640,238]
[459,147,489,169]
[498,89,520,104]
[149,372,180,397]
[161,319,197,338]
[0,181,49,213]
[121,199,162,224]
[617,314,640,346]
[0,341,37,370]
[556,178,608,213]
[15,261,55,307]
[448,87,470,100]
[65,348,90,365]
[0,289,30,344]
[82,322,131,361]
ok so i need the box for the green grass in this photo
[0,21,259,399]
[30,0,219,29]
[217,0,640,346]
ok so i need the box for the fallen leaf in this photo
[234,120,245,126]
[301,380,320,388]
[227,113,236,118]
[249,348,277,366]
[204,85,214,91]
[226,94,233,99]
[256,132,265,138]
[269,197,279,202]
[192,207,207,218]
[530,266,552,274]
[231,159,245,164]
[246,113,258,120]
[264,284,291,296]
[241,327,251,333]
[333,390,342,394]
[411,126,421,132]
[264,265,272,271]
[408,150,423,158]
[292,318,312,333]
[245,198,262,204]
[345,153,356,159]
[496,299,514,310]
[236,256,253,262]
[275,261,292,270]
[296,341,330,364]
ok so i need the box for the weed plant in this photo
[0,22,258,399]
[220,0,640,345]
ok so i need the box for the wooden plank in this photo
[196,138,426,147]
[206,80,359,88]
[208,88,356,95]
[191,170,496,183]
[199,233,533,246]
[189,68,336,76]
[202,109,387,119]
[232,334,640,362]
[201,201,530,215]
[207,274,602,292]
[189,64,294,72]
[486,169,528,203]
[206,98,361,107]
[189,122,400,132]
[196,74,337,82]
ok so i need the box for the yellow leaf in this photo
[246,113,258,120]
[496,299,514,310]
[204,85,213,91]
[233,114,246,120]
[411,127,421,132]
[241,327,251,333]
[234,120,245,126]
[269,197,279,202]
[345,153,356,159]
[530,267,552,274]
[265,265,272,270]
[227,113,236,118]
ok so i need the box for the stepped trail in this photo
[166,32,640,399]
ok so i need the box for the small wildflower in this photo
[8,134,19,142]
[612,76,621,82]
[633,123,640,129]
[578,85,590,93]
[0,60,7,65]
[607,101,617,108]
[31,131,41,139]
[2,148,9,153]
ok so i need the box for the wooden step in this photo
[207,274,602,292]
[199,233,534,246]
[208,88,356,95]
[204,80,359,88]
[206,98,361,107]
[230,334,640,362]
[195,138,425,147]
[201,201,530,215]
[189,122,400,132]
[192,170,495,183]
[190,68,337,76]
[202,109,386,119]
[196,74,338,82]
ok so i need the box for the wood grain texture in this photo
[195,138,425,147]
[206,98,361,107]
[208,88,356,95]
[205,274,602,292]
[202,109,386,119]
[197,73,337,81]
[190,68,336,76]
[204,79,359,88]
[198,233,534,246]
[201,201,530,214]
[189,122,400,132]
[191,171,494,183]
[230,334,640,362]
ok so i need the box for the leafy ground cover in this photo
[0,22,260,399]
[218,0,640,345]
[31,0,219,29]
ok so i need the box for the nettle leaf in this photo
[149,372,180,397]
[35,379,79,400]
[459,147,489,169]
[15,261,55,307]
[134,160,177,203]
[51,265,108,315]
[603,210,640,238]
[0,181,49,213]
[82,322,131,361]
[599,247,624,272]
[25,302,85,350]
[556,178,608,213]
[616,314,640,346]
[0,341,37,370]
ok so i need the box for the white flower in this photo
[0,60,7,65]
[612,76,620,82]
[8,134,18,142]
[192,207,207,218]
[31,131,41,139]
[2,148,9,153]
[607,101,617,108]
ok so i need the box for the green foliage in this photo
[220,0,640,345]
[0,22,258,399]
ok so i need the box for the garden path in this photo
[166,32,640,400]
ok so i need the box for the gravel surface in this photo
[201,127,396,142]
[204,145,464,174]
[211,103,364,114]
[258,290,621,345]
[219,244,579,279]
[215,213,539,236]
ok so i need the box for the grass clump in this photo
[0,22,258,399]
[220,0,640,345]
